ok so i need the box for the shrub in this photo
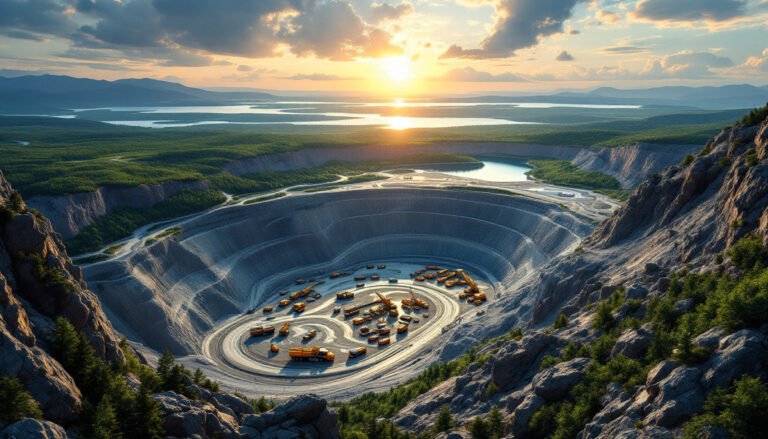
[718,156,732,168]
[488,406,503,439]
[728,235,768,271]
[746,147,759,166]
[553,313,569,329]
[0,376,43,424]
[592,301,616,331]
[486,382,498,395]
[680,154,695,167]
[684,375,768,439]
[736,102,768,127]
[434,405,454,433]
[469,416,490,439]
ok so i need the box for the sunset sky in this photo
[1,0,768,95]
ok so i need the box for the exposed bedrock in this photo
[83,188,592,355]
[28,142,581,239]
[572,143,700,188]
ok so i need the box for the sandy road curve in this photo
[201,281,466,394]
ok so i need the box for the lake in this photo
[419,159,533,182]
[68,100,643,130]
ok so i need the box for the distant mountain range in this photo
[0,75,274,113]
[1,74,766,113]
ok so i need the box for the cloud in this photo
[595,10,621,24]
[633,0,748,23]
[432,66,527,82]
[440,0,583,59]
[601,45,649,54]
[556,50,574,61]
[282,73,363,80]
[237,65,253,72]
[0,0,404,65]
[369,2,414,23]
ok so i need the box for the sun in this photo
[383,57,412,83]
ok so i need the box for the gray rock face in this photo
[611,327,653,359]
[433,431,471,439]
[572,142,700,188]
[0,418,68,439]
[491,333,560,389]
[242,394,339,439]
[153,391,242,439]
[700,329,768,390]
[532,357,592,401]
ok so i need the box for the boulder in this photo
[674,298,694,312]
[0,419,68,439]
[153,391,241,439]
[693,327,724,351]
[433,431,471,439]
[611,327,653,359]
[532,357,592,401]
[701,329,767,390]
[242,394,339,439]
[509,394,544,431]
[644,389,705,428]
[646,361,677,389]
[491,333,559,389]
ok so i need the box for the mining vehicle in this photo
[437,269,450,275]
[425,273,436,280]
[389,278,398,283]
[458,270,480,296]
[445,278,460,288]
[360,326,370,336]
[263,306,273,313]
[330,272,341,279]
[415,276,425,281]
[378,338,391,346]
[279,290,289,296]
[367,264,374,269]
[250,326,275,336]
[293,302,306,313]
[279,322,290,336]
[377,265,386,269]
[279,299,292,307]
[296,279,306,285]
[355,275,366,281]
[378,327,390,336]
[289,347,334,362]
[356,283,365,288]
[389,307,399,317]
[399,315,412,322]
[291,281,323,300]
[368,334,379,343]
[352,317,365,325]
[437,271,457,284]
[336,291,354,300]
[409,289,428,309]
[397,323,409,334]
[270,344,279,353]
[303,329,317,340]
[477,310,485,315]
[348,347,367,358]
[307,298,315,302]
[426,266,439,270]
[344,308,360,317]
[371,275,380,280]
[333,306,341,314]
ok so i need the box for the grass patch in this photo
[526,159,621,190]
[103,243,123,255]
[145,226,182,246]
[243,192,287,205]
[594,188,632,202]
[72,254,111,264]
[304,185,338,193]
[65,190,224,255]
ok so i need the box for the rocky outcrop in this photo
[0,172,125,423]
[26,179,210,239]
[572,142,700,188]
[0,418,68,439]
[241,394,340,439]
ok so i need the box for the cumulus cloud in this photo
[440,0,583,59]
[0,0,404,64]
[556,50,574,61]
[282,73,363,80]
[369,2,414,23]
[432,66,527,82]
[633,0,748,23]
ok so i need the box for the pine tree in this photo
[72,332,96,384]
[553,313,569,329]
[0,376,43,424]
[50,317,78,368]
[92,395,121,439]
[469,416,490,439]
[132,384,164,439]
[164,364,186,394]
[433,405,453,433]
[487,405,503,439]
[193,368,205,385]
[156,350,174,380]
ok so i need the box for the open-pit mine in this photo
[83,171,609,397]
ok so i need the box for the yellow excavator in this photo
[458,270,480,296]
[289,281,323,301]
[409,288,428,309]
